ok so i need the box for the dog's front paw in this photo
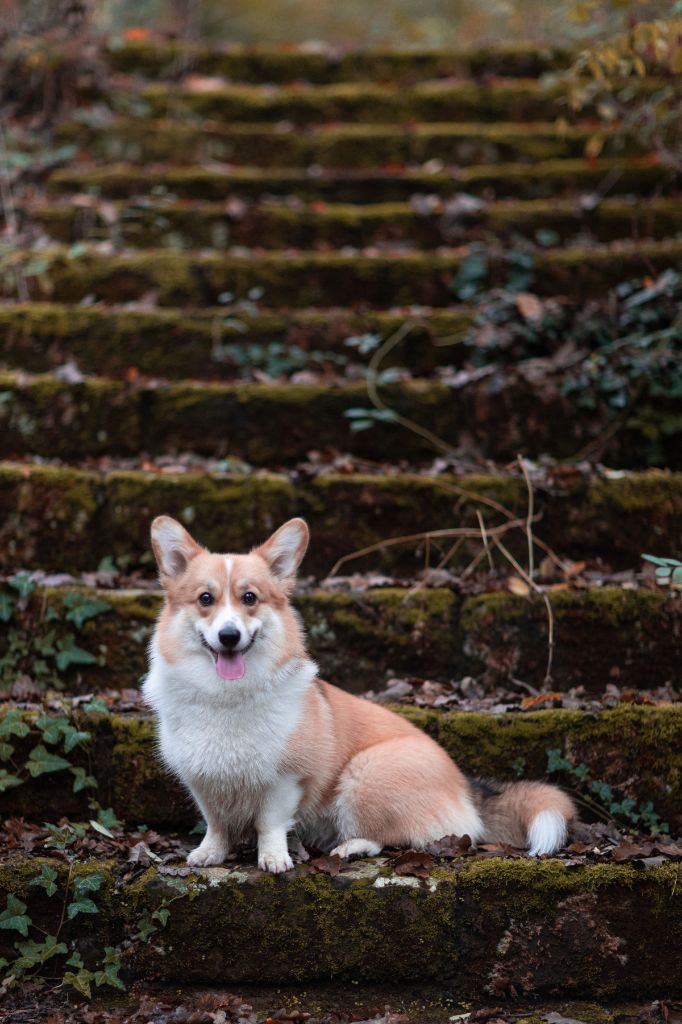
[187,840,227,867]
[258,849,294,874]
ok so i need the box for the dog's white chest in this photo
[144,654,314,796]
[160,701,288,791]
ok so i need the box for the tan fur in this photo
[145,516,576,868]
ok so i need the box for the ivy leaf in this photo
[0,709,29,740]
[36,714,71,745]
[63,968,95,999]
[0,769,23,792]
[74,872,105,896]
[71,766,97,793]
[13,935,67,970]
[62,726,91,753]
[67,898,99,919]
[0,741,14,761]
[0,895,31,937]
[94,959,126,991]
[153,907,170,927]
[26,744,71,777]
[55,637,97,672]
[134,913,158,942]
[82,697,109,715]
[29,864,59,897]
[96,807,121,831]
[9,571,35,599]
[0,591,14,622]
[66,950,84,968]
[64,593,112,628]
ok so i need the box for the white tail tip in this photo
[527,808,568,857]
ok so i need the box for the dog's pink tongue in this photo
[216,652,246,680]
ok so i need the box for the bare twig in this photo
[517,455,535,580]
[493,535,555,687]
[476,509,494,571]
[327,516,533,578]
[365,319,459,458]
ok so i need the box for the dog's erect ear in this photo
[255,518,309,584]
[151,516,203,581]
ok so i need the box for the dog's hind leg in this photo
[331,838,382,859]
[331,735,484,852]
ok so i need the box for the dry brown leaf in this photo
[507,575,531,596]
[521,692,564,709]
[515,291,543,322]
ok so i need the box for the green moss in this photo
[47,156,675,203]
[588,471,682,511]
[459,590,526,634]
[35,193,682,250]
[135,78,664,124]
[105,41,572,82]
[0,302,470,378]
[33,245,460,306]
[551,586,667,626]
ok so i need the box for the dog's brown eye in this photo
[242,591,257,606]
[198,592,214,607]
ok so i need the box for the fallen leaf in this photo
[425,834,472,857]
[309,854,341,876]
[392,850,435,878]
[521,692,564,710]
[515,291,543,322]
[507,575,531,596]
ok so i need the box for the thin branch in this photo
[327,517,532,578]
[365,319,459,458]
[476,509,494,571]
[517,454,535,579]
[493,535,555,688]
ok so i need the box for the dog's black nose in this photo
[218,626,241,650]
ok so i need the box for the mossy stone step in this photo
[132,79,665,124]
[0,303,472,378]
[2,702,681,826]
[0,461,679,575]
[7,240,682,308]
[48,157,678,202]
[1,852,679,994]
[29,196,682,250]
[0,366,679,468]
[106,40,573,82]
[3,583,678,696]
[56,118,626,167]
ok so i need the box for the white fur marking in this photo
[331,838,382,859]
[527,808,567,856]
[257,773,301,873]
[187,828,229,867]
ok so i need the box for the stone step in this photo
[0,460,678,574]
[0,365,678,467]
[0,302,472,378]
[129,78,665,124]
[57,118,629,167]
[0,360,675,468]
[1,848,679,994]
[48,157,678,202]
[1,701,680,826]
[2,581,677,695]
[8,239,682,307]
[106,40,573,81]
[27,195,682,250]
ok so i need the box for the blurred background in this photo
[3,0,678,48]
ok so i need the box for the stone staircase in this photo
[0,38,681,1010]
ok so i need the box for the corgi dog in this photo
[143,516,575,873]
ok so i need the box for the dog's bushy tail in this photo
[469,778,575,855]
